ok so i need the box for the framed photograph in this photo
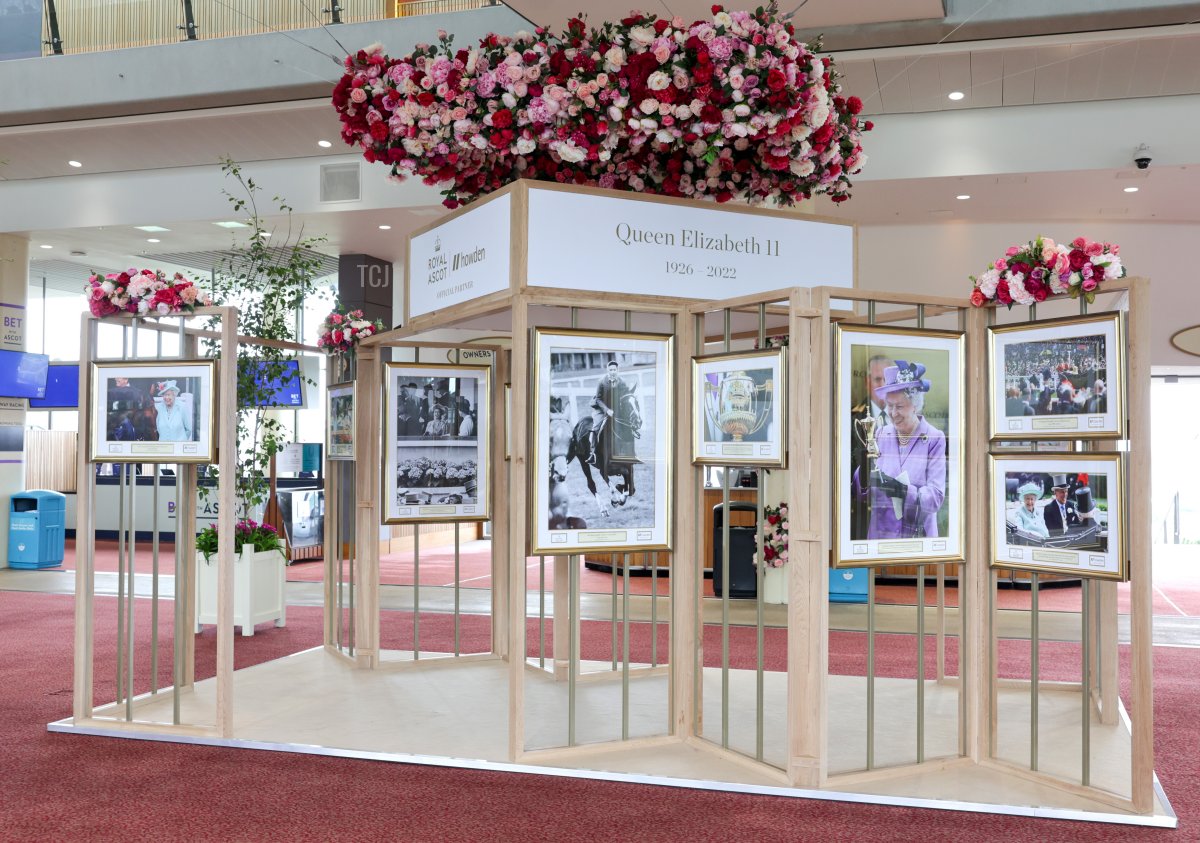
[989,311,1124,440]
[383,362,491,523]
[531,328,673,555]
[326,382,355,460]
[90,360,216,463]
[692,348,786,467]
[833,324,964,567]
[989,453,1126,581]
[992,440,1075,453]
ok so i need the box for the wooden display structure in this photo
[57,183,1169,825]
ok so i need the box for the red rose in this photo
[846,95,863,114]
[700,104,722,123]
[492,108,513,129]
[711,4,724,14]
[1068,248,1088,271]
[654,19,669,34]
[766,68,786,92]
[416,91,435,107]
[1031,283,1048,302]
[970,289,987,307]
[369,121,388,141]
[996,280,1013,305]
[864,120,875,130]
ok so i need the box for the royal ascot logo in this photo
[434,235,442,253]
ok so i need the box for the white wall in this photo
[857,220,1200,367]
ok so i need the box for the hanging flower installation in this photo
[85,269,212,318]
[317,305,386,355]
[758,501,789,568]
[333,6,871,208]
[970,236,1126,308]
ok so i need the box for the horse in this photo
[568,390,643,517]
[547,394,587,530]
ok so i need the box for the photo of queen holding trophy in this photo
[852,361,947,541]
[692,348,786,467]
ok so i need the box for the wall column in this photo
[0,234,29,567]
[337,254,394,329]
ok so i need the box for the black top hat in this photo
[1050,474,1069,490]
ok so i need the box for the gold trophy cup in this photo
[705,371,772,442]
[854,415,881,466]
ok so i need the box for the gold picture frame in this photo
[530,327,674,556]
[832,323,966,568]
[382,361,492,524]
[691,347,787,468]
[89,359,217,464]
[988,310,1125,441]
[989,451,1127,581]
[326,381,355,461]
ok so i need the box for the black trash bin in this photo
[711,501,758,599]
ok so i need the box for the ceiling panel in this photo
[1161,37,1200,95]
[1094,40,1139,100]
[1064,43,1104,102]
[1032,45,1073,104]
[1001,47,1037,106]
[835,60,883,113]
[1130,39,1172,98]
[872,57,915,113]
[968,50,1004,108]
[937,52,973,109]
[905,56,945,113]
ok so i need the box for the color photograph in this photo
[990,453,1126,580]
[693,348,786,467]
[989,311,1124,439]
[327,382,354,460]
[90,360,216,463]
[532,328,673,554]
[833,325,964,567]
[383,363,490,523]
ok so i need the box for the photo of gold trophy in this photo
[854,415,880,467]
[704,371,772,442]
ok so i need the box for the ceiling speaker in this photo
[320,162,360,203]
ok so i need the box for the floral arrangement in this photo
[332,5,871,208]
[85,268,211,318]
[196,519,283,562]
[970,236,1125,308]
[758,501,789,568]
[317,306,386,354]
[397,457,477,489]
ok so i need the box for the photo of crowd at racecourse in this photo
[1002,334,1108,418]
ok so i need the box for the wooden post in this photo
[72,313,95,721]
[491,350,511,659]
[354,346,381,668]
[963,305,991,762]
[180,330,200,689]
[787,286,827,787]
[323,461,338,649]
[1126,277,1154,812]
[216,307,238,738]
[507,295,530,760]
[670,308,697,737]
[553,556,570,680]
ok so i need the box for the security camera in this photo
[1134,144,1151,170]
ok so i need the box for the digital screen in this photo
[0,351,49,399]
[29,363,80,408]
[240,359,304,408]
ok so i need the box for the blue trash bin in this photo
[829,566,869,603]
[8,490,67,569]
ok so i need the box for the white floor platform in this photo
[49,647,1176,827]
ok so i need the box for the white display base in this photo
[54,648,1175,827]
[195,548,286,636]
[761,566,787,605]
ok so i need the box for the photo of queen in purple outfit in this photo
[852,361,947,540]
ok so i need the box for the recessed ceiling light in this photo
[318,140,333,148]
[947,91,965,101]
[1123,186,1139,193]
[67,160,82,168]
[135,225,171,233]
[146,238,161,243]
[39,244,52,249]
[378,224,392,230]
[213,220,250,229]
[956,194,971,200]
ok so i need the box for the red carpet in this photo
[0,589,1193,840]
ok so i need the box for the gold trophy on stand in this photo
[854,415,880,469]
[705,371,772,442]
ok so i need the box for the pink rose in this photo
[1084,241,1103,257]
[1071,237,1087,249]
[350,88,367,104]
[1005,246,1020,257]
[994,259,1008,271]
[1081,276,1098,292]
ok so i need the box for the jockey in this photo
[588,359,623,465]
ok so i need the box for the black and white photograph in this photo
[833,325,964,567]
[90,360,216,463]
[991,453,1126,580]
[326,382,354,460]
[532,328,673,554]
[383,362,490,523]
[989,311,1124,439]
[278,489,324,552]
[693,348,786,467]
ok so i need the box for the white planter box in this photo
[762,565,788,605]
[196,547,286,636]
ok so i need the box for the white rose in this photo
[714,12,733,28]
[808,104,831,128]
[555,141,587,163]
[639,98,659,115]
[516,137,536,154]
[608,105,624,121]
[604,46,626,72]
[656,129,674,144]
[647,71,670,91]
[629,26,656,47]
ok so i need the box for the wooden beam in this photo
[507,295,530,760]
[964,305,992,762]
[815,286,972,309]
[216,306,238,738]
[670,308,698,738]
[686,287,795,314]
[72,314,95,721]
[521,287,694,313]
[354,347,382,669]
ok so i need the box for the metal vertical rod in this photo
[125,464,136,721]
[116,459,127,706]
[568,554,578,746]
[867,571,876,769]
[1029,303,1037,322]
[917,563,925,763]
[337,484,345,649]
[538,556,546,669]
[1081,578,1091,786]
[651,552,658,667]
[611,553,619,671]
[570,307,578,330]
[454,524,461,656]
[867,301,876,325]
[1031,572,1040,771]
[693,315,703,735]
[720,307,731,750]
[1080,297,1088,315]
[172,461,182,725]
[916,304,926,329]
[413,526,420,660]
[151,330,162,694]
[756,301,767,763]
[348,463,356,656]
[622,552,630,740]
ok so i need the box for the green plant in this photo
[202,157,333,518]
[197,518,283,562]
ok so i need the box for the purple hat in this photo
[873,360,932,402]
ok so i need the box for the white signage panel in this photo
[525,188,853,297]
[407,194,512,320]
